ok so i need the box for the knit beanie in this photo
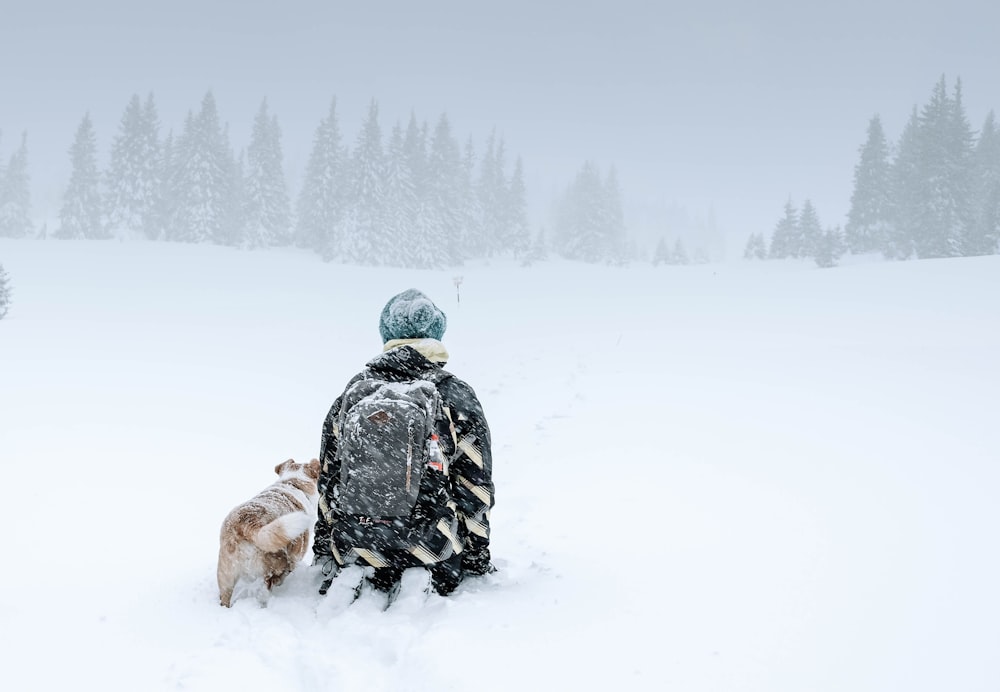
[378,289,447,343]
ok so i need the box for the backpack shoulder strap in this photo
[421,367,452,387]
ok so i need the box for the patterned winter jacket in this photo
[313,339,494,573]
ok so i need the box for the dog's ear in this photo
[274,459,294,476]
[305,458,321,480]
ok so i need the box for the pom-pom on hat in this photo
[378,289,448,343]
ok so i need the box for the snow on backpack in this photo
[334,375,446,518]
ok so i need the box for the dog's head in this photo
[274,458,321,482]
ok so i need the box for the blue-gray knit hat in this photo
[378,289,447,343]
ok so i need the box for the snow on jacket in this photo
[313,339,494,571]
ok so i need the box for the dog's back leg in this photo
[217,542,239,607]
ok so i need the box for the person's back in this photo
[313,289,495,597]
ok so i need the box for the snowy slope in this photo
[0,239,998,691]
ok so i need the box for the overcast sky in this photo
[3,0,999,245]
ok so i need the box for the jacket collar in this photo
[382,338,449,365]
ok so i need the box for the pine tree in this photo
[526,227,549,265]
[382,121,416,266]
[554,161,626,263]
[105,93,161,239]
[506,156,531,260]
[140,94,164,239]
[423,113,463,267]
[768,200,798,259]
[151,130,175,242]
[968,110,1000,255]
[0,263,11,319]
[0,132,32,238]
[402,113,430,262]
[296,98,347,257]
[743,233,768,260]
[603,166,627,263]
[886,107,921,259]
[845,115,892,253]
[457,136,483,261]
[342,99,385,265]
[654,236,671,265]
[243,99,292,249]
[476,130,507,257]
[57,113,105,239]
[798,199,823,259]
[672,238,689,265]
[815,226,846,268]
[224,149,248,249]
[911,76,973,258]
[214,124,243,248]
[554,161,603,261]
[167,92,233,244]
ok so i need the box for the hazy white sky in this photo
[2,0,999,242]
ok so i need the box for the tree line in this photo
[0,92,635,268]
[747,76,1000,266]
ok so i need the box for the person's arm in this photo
[313,395,344,565]
[444,379,495,574]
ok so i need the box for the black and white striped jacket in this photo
[313,340,494,572]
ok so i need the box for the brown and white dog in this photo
[217,458,321,607]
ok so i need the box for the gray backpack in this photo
[334,376,445,518]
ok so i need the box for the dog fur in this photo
[217,458,321,607]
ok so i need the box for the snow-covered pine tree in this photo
[603,166,627,264]
[815,226,846,268]
[342,99,386,265]
[672,238,689,265]
[967,110,1000,255]
[105,93,161,239]
[768,200,798,259]
[401,113,430,259]
[0,263,11,319]
[885,107,921,260]
[524,226,548,265]
[140,94,164,239]
[654,236,671,265]
[381,122,416,266]
[476,130,508,257]
[243,100,292,249]
[152,130,175,242]
[295,98,347,257]
[506,156,531,261]
[213,123,243,248]
[753,233,768,259]
[56,113,105,239]
[947,78,977,256]
[458,136,483,260]
[554,161,626,263]
[554,161,603,261]
[845,114,893,254]
[167,92,233,244]
[0,132,32,238]
[798,199,823,259]
[742,233,766,260]
[911,76,973,259]
[224,149,248,248]
[423,113,463,267]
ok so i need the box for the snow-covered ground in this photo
[1,239,998,691]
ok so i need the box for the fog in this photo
[3,0,999,246]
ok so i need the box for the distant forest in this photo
[747,76,1000,267]
[0,92,629,267]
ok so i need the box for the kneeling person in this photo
[313,289,495,596]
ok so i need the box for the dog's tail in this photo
[252,511,313,553]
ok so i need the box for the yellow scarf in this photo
[382,338,449,365]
